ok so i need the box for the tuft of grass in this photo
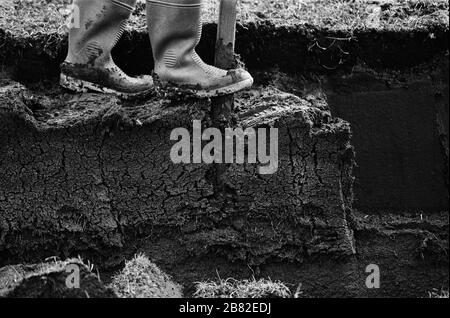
[193,277,292,298]
[428,289,449,298]
[109,254,183,298]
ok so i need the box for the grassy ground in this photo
[108,254,293,298]
[193,278,293,298]
[0,0,448,40]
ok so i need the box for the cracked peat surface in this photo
[0,0,448,297]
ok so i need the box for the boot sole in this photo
[161,78,254,99]
[198,78,254,98]
[60,74,153,99]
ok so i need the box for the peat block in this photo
[0,83,355,266]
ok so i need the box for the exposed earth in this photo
[0,0,448,298]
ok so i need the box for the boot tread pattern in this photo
[83,41,103,63]
[163,50,178,68]
[112,20,129,49]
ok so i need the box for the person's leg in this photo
[60,0,154,97]
[146,0,253,98]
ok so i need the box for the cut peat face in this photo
[0,84,355,266]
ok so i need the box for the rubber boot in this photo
[146,0,253,98]
[60,0,154,97]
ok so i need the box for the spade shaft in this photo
[212,0,238,127]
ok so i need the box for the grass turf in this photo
[193,277,293,298]
[109,254,183,298]
[0,0,448,41]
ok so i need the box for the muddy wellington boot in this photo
[60,0,154,97]
[146,0,253,98]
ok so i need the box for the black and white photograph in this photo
[0,0,448,306]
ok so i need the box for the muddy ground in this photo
[0,0,448,297]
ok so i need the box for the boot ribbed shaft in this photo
[66,0,136,66]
